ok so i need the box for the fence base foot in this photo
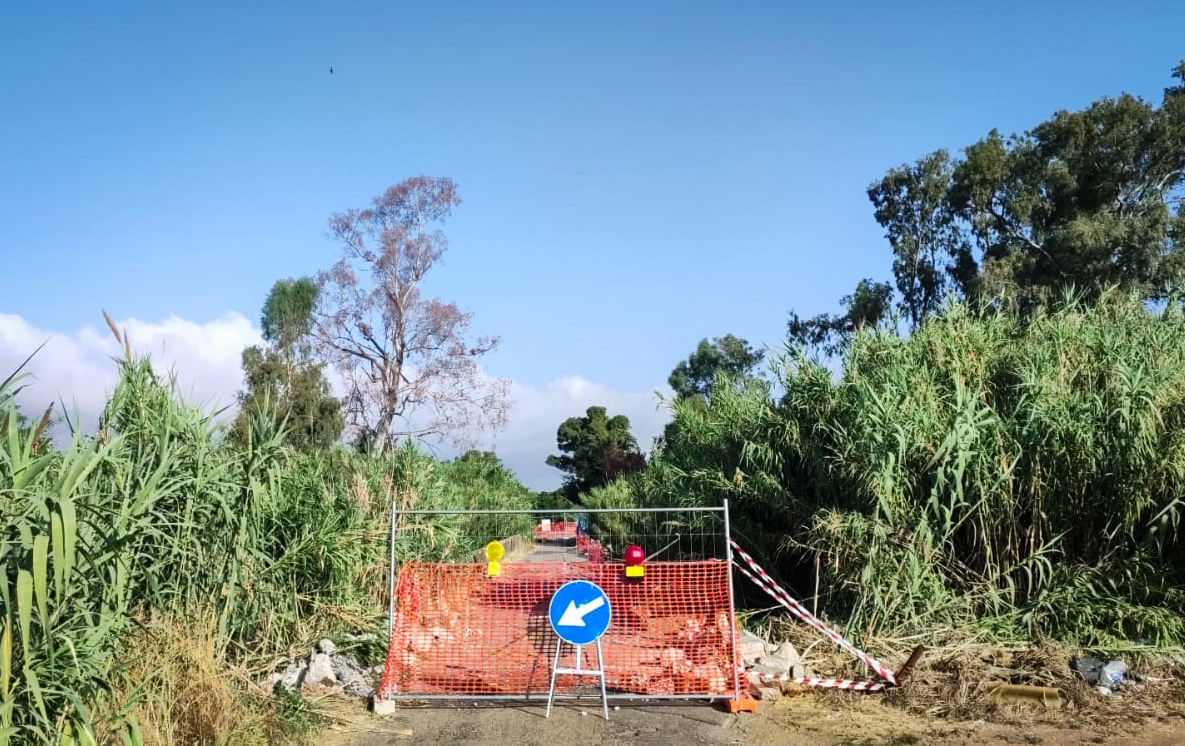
[727,694,758,713]
[372,696,398,715]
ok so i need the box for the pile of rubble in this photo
[267,630,813,704]
[739,630,808,701]
[267,638,384,699]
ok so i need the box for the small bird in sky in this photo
[329,66,334,74]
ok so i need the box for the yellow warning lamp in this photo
[624,544,645,579]
[485,540,505,577]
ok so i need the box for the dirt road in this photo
[325,694,1184,745]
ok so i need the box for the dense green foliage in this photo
[233,346,344,451]
[868,149,973,326]
[629,291,1185,646]
[546,406,644,501]
[949,75,1185,308]
[794,61,1185,347]
[668,334,765,401]
[786,279,895,355]
[233,278,344,451]
[260,277,319,350]
[0,355,534,744]
[895,61,1185,317]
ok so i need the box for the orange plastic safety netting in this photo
[378,560,739,698]
[533,521,579,541]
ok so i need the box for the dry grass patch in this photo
[98,614,271,745]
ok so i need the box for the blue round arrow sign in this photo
[548,580,612,645]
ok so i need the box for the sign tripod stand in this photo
[545,580,612,720]
[546,639,609,721]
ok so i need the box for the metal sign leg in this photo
[597,640,608,721]
[545,638,563,718]
[545,638,610,721]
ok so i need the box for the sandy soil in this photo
[321,692,1185,745]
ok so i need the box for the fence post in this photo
[387,496,400,647]
[723,499,741,702]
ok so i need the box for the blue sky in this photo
[2,1,1183,487]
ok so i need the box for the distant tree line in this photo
[790,61,1185,351]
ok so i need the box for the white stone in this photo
[756,655,792,673]
[772,642,800,664]
[332,653,376,698]
[270,661,307,690]
[305,653,338,686]
[739,631,767,665]
[317,638,337,655]
[757,686,782,702]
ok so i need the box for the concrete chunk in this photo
[756,686,782,702]
[332,653,376,698]
[372,696,398,715]
[305,652,338,686]
[756,655,793,673]
[738,631,767,665]
[268,660,307,690]
[772,641,800,664]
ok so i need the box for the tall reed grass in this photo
[1,351,537,743]
[641,290,1185,647]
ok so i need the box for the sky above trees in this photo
[2,1,1184,488]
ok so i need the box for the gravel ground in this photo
[323,693,1185,746]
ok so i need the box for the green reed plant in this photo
[642,290,1185,647]
[1,350,540,743]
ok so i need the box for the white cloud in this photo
[0,312,670,492]
[485,377,673,491]
[0,311,260,433]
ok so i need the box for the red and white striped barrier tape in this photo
[750,669,885,692]
[729,538,897,687]
[794,677,886,692]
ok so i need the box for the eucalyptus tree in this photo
[315,176,509,454]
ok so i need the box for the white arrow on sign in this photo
[556,596,606,627]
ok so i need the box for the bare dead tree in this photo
[315,176,509,454]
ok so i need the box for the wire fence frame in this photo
[381,501,741,704]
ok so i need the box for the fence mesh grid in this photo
[378,508,739,700]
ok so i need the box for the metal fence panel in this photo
[377,505,740,702]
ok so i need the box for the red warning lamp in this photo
[624,544,645,578]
